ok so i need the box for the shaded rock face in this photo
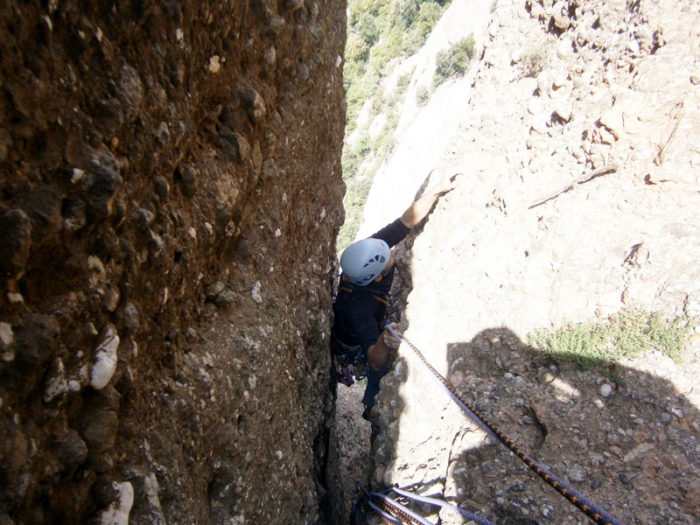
[0,1,346,523]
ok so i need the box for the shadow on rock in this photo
[441,327,699,524]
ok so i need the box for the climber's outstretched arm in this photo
[399,171,462,228]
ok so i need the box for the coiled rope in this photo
[360,485,494,525]
[385,325,626,525]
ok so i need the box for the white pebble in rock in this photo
[208,55,222,73]
[0,321,14,362]
[252,282,262,304]
[97,481,134,525]
[599,383,614,397]
[0,321,13,345]
[569,464,586,482]
[91,325,120,390]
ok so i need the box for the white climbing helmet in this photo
[340,238,391,286]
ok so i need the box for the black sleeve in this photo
[370,218,410,248]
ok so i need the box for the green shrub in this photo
[416,2,444,39]
[416,84,431,106]
[433,34,476,87]
[390,0,419,30]
[355,131,371,157]
[527,309,694,371]
[356,12,381,45]
[396,72,412,94]
[374,111,398,159]
[346,33,370,63]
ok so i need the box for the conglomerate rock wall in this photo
[0,1,346,523]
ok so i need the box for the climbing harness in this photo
[357,485,494,525]
[331,278,390,387]
[385,325,626,525]
[333,339,366,386]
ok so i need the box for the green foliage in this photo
[396,72,412,93]
[346,33,370,63]
[374,110,399,159]
[340,1,455,251]
[527,309,694,371]
[337,173,374,251]
[416,3,444,39]
[355,131,371,157]
[416,84,431,106]
[370,89,387,116]
[344,0,452,129]
[391,0,419,29]
[356,12,381,45]
[348,0,390,27]
[433,34,476,87]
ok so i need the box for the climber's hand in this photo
[382,323,401,351]
[431,171,463,195]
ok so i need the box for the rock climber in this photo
[331,171,461,420]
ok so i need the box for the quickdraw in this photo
[358,485,494,525]
[385,326,626,525]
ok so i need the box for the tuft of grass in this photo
[416,84,431,106]
[433,34,476,87]
[521,50,545,77]
[528,309,694,371]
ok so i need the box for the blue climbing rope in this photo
[385,325,626,525]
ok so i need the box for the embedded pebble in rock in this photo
[137,208,155,229]
[508,479,526,492]
[122,303,140,333]
[0,321,14,361]
[618,471,637,485]
[156,122,170,145]
[80,386,121,460]
[43,358,69,403]
[103,287,120,312]
[123,467,167,524]
[214,288,236,306]
[62,198,87,231]
[15,314,60,367]
[268,15,285,35]
[97,481,134,525]
[118,64,144,122]
[0,208,32,279]
[599,383,614,397]
[231,132,250,162]
[205,281,225,300]
[56,429,88,474]
[91,325,120,390]
[83,148,122,221]
[527,98,545,115]
[239,85,266,123]
[208,55,222,73]
[568,464,586,483]
[251,282,263,304]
